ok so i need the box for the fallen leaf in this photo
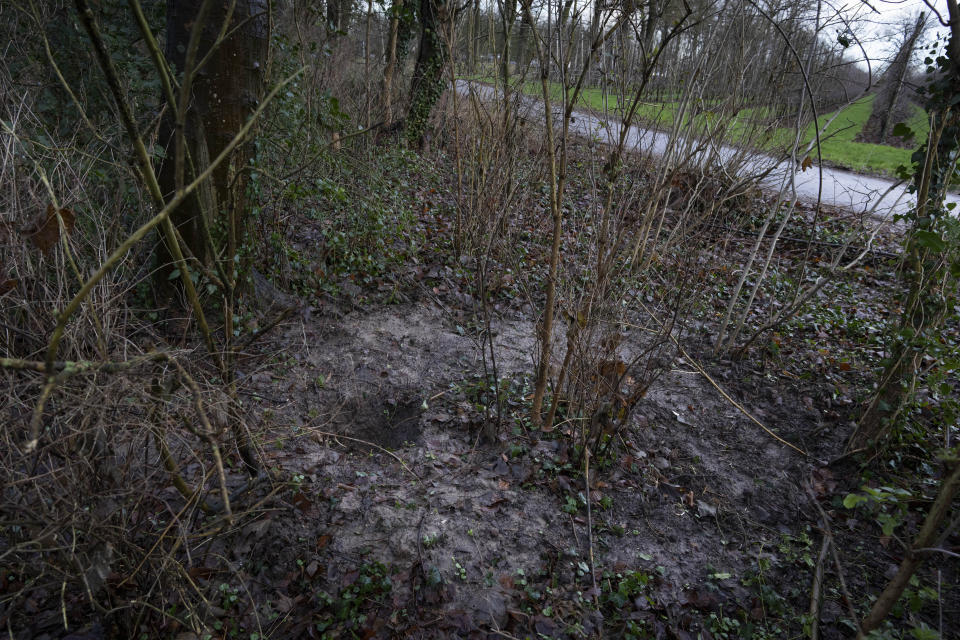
[273,592,297,613]
[811,468,836,497]
[188,566,215,580]
[292,492,312,511]
[486,496,508,509]
[800,155,813,172]
[25,204,75,253]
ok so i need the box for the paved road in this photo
[456,80,960,217]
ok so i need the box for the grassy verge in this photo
[787,95,926,175]
[464,75,926,177]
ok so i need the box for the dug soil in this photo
[181,159,955,639]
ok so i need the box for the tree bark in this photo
[469,0,480,73]
[327,0,351,32]
[405,0,452,149]
[156,0,267,291]
[382,0,403,123]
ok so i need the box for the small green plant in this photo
[843,486,912,536]
[602,569,652,609]
[561,494,580,514]
[452,556,467,581]
[777,528,815,567]
[313,562,392,638]
[706,609,741,639]
[219,582,241,611]
[597,570,655,639]
[289,473,305,493]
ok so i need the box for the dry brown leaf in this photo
[187,566,215,580]
[800,155,813,172]
[25,204,75,253]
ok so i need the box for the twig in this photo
[631,302,809,457]
[829,535,860,633]
[680,342,807,456]
[913,547,960,559]
[805,481,862,636]
[1,352,174,374]
[584,448,599,606]
[155,430,214,515]
[239,306,294,351]
[704,223,899,260]
[310,430,422,481]
[809,533,831,640]
[118,488,202,587]
[170,360,232,522]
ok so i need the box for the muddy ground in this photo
[181,256,952,639]
[226,299,812,638]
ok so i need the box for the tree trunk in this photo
[470,0,480,73]
[405,0,451,149]
[382,0,403,123]
[515,7,531,71]
[500,0,517,139]
[327,0,351,32]
[156,0,267,291]
[877,12,927,143]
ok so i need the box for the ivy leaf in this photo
[949,260,960,279]
[843,493,867,509]
[912,625,941,640]
[914,229,947,253]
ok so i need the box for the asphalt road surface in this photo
[456,80,960,217]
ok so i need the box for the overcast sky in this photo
[858,0,950,64]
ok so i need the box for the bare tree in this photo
[872,11,927,143]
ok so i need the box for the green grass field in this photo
[466,75,927,177]
[785,95,927,175]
